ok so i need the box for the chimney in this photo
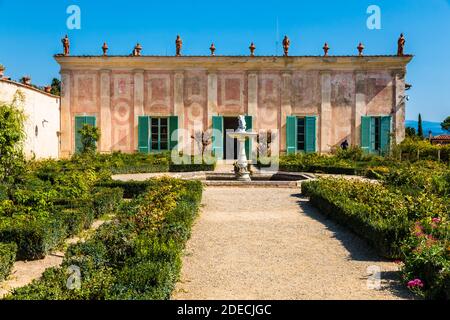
[44,86,52,93]
[21,76,32,86]
[0,65,4,78]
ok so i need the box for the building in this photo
[55,36,413,159]
[0,75,60,159]
[430,135,450,145]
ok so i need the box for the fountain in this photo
[227,115,258,181]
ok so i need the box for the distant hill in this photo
[405,120,446,136]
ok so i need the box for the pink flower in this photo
[432,217,441,224]
[407,279,424,289]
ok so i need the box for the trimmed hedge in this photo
[0,242,17,281]
[8,178,203,300]
[95,180,158,199]
[169,163,216,172]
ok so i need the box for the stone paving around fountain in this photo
[173,187,414,300]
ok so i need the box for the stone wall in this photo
[0,79,60,159]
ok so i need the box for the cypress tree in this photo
[418,113,424,138]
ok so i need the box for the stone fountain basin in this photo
[112,171,311,188]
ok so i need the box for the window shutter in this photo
[380,116,392,155]
[212,116,223,159]
[74,116,85,153]
[245,115,253,159]
[286,116,297,155]
[361,116,372,153]
[305,116,317,153]
[169,116,179,151]
[138,116,150,153]
[85,116,96,127]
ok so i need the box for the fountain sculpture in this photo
[227,116,258,181]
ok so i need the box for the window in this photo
[373,117,381,152]
[297,117,306,151]
[150,117,168,151]
[361,116,391,155]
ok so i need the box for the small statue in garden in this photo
[237,115,247,132]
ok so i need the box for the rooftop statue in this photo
[62,35,70,56]
[397,33,405,56]
[249,42,256,57]
[176,35,183,56]
[282,36,290,56]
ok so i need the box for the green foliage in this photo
[0,242,17,281]
[401,217,450,300]
[79,124,100,155]
[0,97,26,184]
[8,178,203,300]
[405,127,417,138]
[441,116,450,133]
[50,78,61,96]
[418,114,424,138]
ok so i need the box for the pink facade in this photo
[56,55,412,157]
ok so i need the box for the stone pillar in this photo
[354,71,367,146]
[100,70,112,153]
[280,72,291,153]
[320,71,332,153]
[133,70,145,152]
[60,70,72,158]
[207,72,218,128]
[174,72,185,148]
[248,72,259,156]
[393,70,406,144]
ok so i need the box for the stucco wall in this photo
[57,55,412,156]
[0,80,60,159]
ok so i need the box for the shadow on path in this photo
[291,193,416,300]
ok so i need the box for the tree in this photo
[418,113,424,138]
[79,124,100,155]
[405,127,417,138]
[0,91,26,184]
[50,78,61,96]
[441,116,450,133]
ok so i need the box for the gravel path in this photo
[173,187,414,300]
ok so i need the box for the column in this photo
[174,72,185,148]
[354,71,367,146]
[320,71,332,153]
[133,70,145,152]
[207,72,218,128]
[393,70,406,144]
[60,70,72,158]
[280,72,291,153]
[100,70,112,153]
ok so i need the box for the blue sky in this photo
[0,0,449,122]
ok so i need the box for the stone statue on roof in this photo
[176,35,183,56]
[397,33,405,56]
[62,35,70,56]
[282,36,290,56]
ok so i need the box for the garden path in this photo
[0,219,109,298]
[173,187,414,300]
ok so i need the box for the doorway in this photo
[223,117,239,160]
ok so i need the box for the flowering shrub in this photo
[401,217,450,299]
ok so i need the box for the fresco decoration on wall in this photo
[73,73,98,113]
[218,73,246,114]
[112,73,134,151]
[331,72,355,146]
[366,72,394,115]
[145,73,172,114]
[292,71,321,115]
[184,72,207,152]
[258,74,280,129]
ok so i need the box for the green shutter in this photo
[286,116,297,155]
[361,116,372,153]
[75,116,85,153]
[212,116,223,160]
[85,116,96,127]
[138,116,150,153]
[380,116,392,155]
[305,116,317,153]
[169,116,179,151]
[245,115,253,159]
